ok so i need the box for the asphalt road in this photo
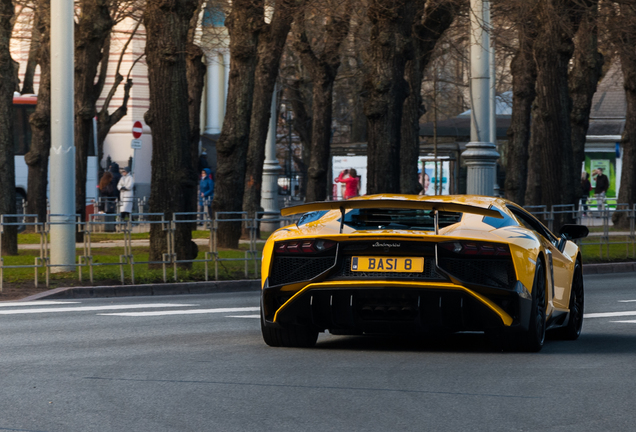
[1,273,635,432]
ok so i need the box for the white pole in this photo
[490,39,499,196]
[49,0,75,272]
[462,0,499,196]
[260,83,282,231]
[205,53,220,134]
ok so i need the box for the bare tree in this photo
[505,2,537,205]
[0,0,18,254]
[144,0,200,266]
[569,2,603,201]
[213,0,262,248]
[24,0,51,229]
[525,0,589,225]
[364,0,416,194]
[401,0,460,194]
[74,0,115,241]
[293,0,352,202]
[610,2,636,228]
[243,0,298,219]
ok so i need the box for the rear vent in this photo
[437,257,515,289]
[269,256,335,286]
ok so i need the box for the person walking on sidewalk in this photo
[594,168,609,211]
[199,168,214,221]
[118,166,135,220]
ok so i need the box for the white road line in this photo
[226,315,260,319]
[0,301,80,307]
[99,307,260,317]
[0,303,197,315]
[618,300,636,303]
[584,311,636,319]
[612,320,636,323]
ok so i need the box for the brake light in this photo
[440,241,510,256]
[275,239,336,254]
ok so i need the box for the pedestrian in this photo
[581,172,591,216]
[97,171,117,214]
[198,148,210,173]
[109,162,122,201]
[199,168,214,222]
[335,168,360,200]
[117,166,135,220]
[593,167,609,211]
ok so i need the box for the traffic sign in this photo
[131,139,142,149]
[132,121,143,139]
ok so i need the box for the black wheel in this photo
[260,307,318,348]
[520,259,547,352]
[554,259,584,340]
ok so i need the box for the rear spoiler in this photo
[281,199,503,234]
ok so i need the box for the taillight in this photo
[275,239,336,254]
[439,241,510,256]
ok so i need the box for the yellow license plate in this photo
[351,256,424,272]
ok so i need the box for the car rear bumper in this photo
[262,280,533,334]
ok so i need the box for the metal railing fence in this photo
[2,202,635,292]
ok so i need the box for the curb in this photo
[19,279,261,301]
[582,262,636,275]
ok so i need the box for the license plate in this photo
[351,256,424,272]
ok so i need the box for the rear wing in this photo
[280,199,503,234]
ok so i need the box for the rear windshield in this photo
[342,208,462,231]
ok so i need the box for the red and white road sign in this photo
[132,121,143,139]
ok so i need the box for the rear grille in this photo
[437,258,515,289]
[269,256,335,286]
[329,256,445,280]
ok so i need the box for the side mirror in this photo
[559,224,589,240]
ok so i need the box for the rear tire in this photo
[520,259,547,352]
[554,259,584,340]
[261,307,318,348]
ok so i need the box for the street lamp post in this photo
[260,84,282,232]
[49,0,75,272]
[462,0,499,196]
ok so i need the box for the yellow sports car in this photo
[260,194,588,351]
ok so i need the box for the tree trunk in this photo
[187,0,207,231]
[243,0,295,219]
[569,4,603,203]
[364,0,414,194]
[294,3,352,202]
[288,79,312,198]
[506,21,537,206]
[21,23,40,95]
[526,0,584,228]
[401,0,457,195]
[74,0,114,242]
[145,0,200,266]
[0,0,17,255]
[611,4,636,229]
[213,0,262,248]
[25,0,51,230]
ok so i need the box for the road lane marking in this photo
[99,307,259,317]
[0,303,197,315]
[611,320,636,323]
[584,311,636,318]
[618,300,636,303]
[226,315,260,318]
[0,301,80,307]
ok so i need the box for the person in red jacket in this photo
[336,168,360,200]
